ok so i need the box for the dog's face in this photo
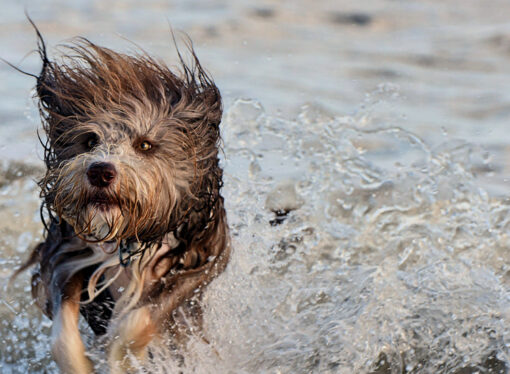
[37,41,223,245]
[50,105,193,243]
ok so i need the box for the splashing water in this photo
[0,97,509,373]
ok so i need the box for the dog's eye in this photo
[86,136,98,149]
[139,141,152,151]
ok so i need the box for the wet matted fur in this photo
[13,22,230,374]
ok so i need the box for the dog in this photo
[12,21,230,374]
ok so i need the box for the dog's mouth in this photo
[89,193,118,210]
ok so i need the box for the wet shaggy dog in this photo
[13,24,230,373]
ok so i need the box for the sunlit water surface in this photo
[0,97,508,373]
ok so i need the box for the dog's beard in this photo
[58,193,126,242]
[51,168,131,242]
[83,204,125,241]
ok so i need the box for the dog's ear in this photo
[201,86,222,130]
[194,57,222,132]
[28,17,61,114]
[36,50,59,113]
[29,17,77,120]
[34,35,74,118]
[175,42,223,133]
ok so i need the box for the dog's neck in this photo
[90,232,181,301]
[86,232,180,255]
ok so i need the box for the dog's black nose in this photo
[87,162,117,188]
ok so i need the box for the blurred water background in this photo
[0,0,509,373]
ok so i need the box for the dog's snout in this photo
[87,162,117,188]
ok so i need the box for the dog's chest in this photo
[104,266,132,301]
[94,234,180,302]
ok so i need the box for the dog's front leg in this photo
[51,273,94,374]
[108,305,156,373]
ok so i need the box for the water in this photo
[1,1,510,373]
[0,98,508,373]
[199,99,510,373]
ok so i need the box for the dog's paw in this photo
[108,306,156,373]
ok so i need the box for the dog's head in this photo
[36,36,223,247]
